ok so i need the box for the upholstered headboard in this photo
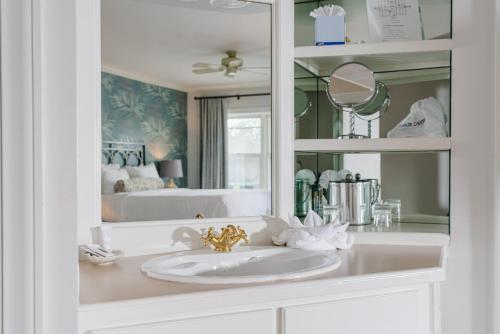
[102,141,146,167]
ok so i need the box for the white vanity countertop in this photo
[79,244,445,306]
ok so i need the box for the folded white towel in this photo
[272,211,354,251]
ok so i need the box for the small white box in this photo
[315,16,345,46]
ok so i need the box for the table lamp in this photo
[159,159,183,188]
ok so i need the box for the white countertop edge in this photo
[352,232,450,247]
[79,266,445,312]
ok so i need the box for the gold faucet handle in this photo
[200,227,214,246]
[236,226,249,244]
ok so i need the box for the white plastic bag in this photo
[388,97,448,138]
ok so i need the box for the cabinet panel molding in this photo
[283,287,429,334]
[86,309,274,334]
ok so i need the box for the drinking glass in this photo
[384,199,401,222]
[372,204,393,227]
[322,204,348,225]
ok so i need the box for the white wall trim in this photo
[442,0,496,332]
[274,0,294,220]
[34,0,80,333]
[1,0,35,332]
[494,0,500,331]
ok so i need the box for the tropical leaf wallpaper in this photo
[101,72,188,186]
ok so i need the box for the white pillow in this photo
[101,163,120,170]
[102,168,130,194]
[126,163,160,179]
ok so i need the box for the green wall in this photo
[101,72,188,185]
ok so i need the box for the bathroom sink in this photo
[141,246,341,284]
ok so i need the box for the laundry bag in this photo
[388,97,448,138]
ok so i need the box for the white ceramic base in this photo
[141,246,341,284]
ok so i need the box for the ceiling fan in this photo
[192,51,269,77]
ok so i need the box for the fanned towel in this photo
[272,211,354,251]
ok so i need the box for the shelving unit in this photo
[293,2,453,234]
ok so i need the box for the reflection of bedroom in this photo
[100,0,272,222]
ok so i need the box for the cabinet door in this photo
[283,287,429,334]
[86,309,274,334]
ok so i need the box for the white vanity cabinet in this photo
[81,284,436,334]
[79,242,446,334]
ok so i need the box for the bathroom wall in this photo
[101,72,188,185]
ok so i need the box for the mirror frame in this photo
[327,61,376,108]
[88,0,294,239]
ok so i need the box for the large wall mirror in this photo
[100,0,272,222]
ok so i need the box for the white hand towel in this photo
[272,211,354,251]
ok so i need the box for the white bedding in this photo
[102,188,272,222]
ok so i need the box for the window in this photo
[227,111,271,190]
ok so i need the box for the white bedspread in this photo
[102,188,271,222]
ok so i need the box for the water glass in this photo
[322,205,339,224]
[384,199,401,222]
[322,204,347,225]
[372,204,393,227]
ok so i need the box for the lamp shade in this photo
[159,160,183,178]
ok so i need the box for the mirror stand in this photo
[338,107,368,139]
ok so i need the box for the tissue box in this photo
[315,16,345,46]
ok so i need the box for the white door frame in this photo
[1,0,36,332]
[1,0,80,333]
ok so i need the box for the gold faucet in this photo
[201,225,249,252]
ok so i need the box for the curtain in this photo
[200,98,228,189]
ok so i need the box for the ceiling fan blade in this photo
[242,66,270,70]
[241,68,270,76]
[192,67,225,74]
[192,62,222,68]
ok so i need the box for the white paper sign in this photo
[366,0,423,42]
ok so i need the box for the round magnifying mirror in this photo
[355,81,390,138]
[327,62,376,107]
[294,87,312,118]
[356,82,390,119]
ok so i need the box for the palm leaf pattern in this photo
[143,84,173,105]
[110,90,145,119]
[101,72,188,185]
[101,110,116,140]
[141,116,170,140]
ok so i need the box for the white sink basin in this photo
[141,246,341,284]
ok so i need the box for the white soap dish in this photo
[83,250,124,265]
[79,244,124,265]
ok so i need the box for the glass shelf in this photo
[295,138,452,153]
[294,65,451,141]
[295,47,451,77]
[295,0,451,47]
[294,151,450,229]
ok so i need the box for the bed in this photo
[102,188,271,222]
[101,141,271,222]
